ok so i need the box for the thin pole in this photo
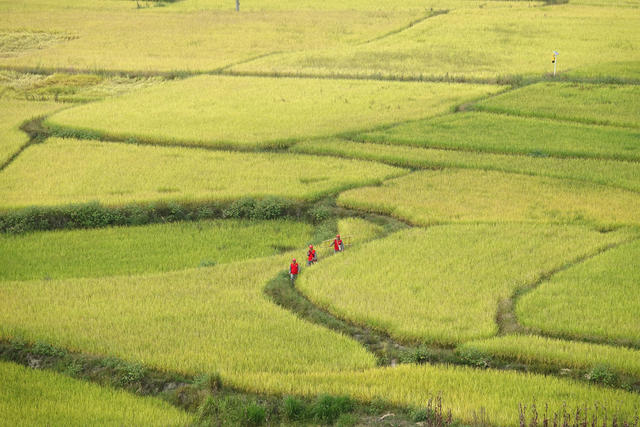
[236,0,239,11]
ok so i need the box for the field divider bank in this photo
[498,234,640,348]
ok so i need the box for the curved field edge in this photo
[337,169,640,227]
[516,238,640,347]
[0,137,406,211]
[0,219,316,281]
[43,75,502,149]
[459,335,640,382]
[233,364,640,427]
[0,256,377,377]
[295,224,634,346]
[0,360,192,426]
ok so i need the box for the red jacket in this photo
[307,249,316,261]
[333,239,343,251]
[290,262,299,274]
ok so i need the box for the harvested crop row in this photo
[0,137,404,210]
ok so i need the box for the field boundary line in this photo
[497,234,640,350]
[357,9,449,46]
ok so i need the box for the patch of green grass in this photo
[0,219,314,280]
[0,256,376,377]
[0,360,192,426]
[297,224,632,345]
[356,112,640,161]
[45,75,500,148]
[0,99,62,165]
[459,335,640,379]
[476,83,640,128]
[517,239,640,346]
[292,139,640,193]
[337,169,640,227]
[563,61,640,83]
[0,137,404,210]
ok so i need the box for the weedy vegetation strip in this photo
[517,238,640,347]
[0,137,405,210]
[476,83,640,128]
[0,256,376,377]
[0,360,192,426]
[292,139,640,193]
[0,219,314,281]
[337,169,640,227]
[297,224,633,345]
[233,364,640,427]
[459,335,640,380]
[355,112,640,162]
[0,99,62,166]
[44,75,501,148]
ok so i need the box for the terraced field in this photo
[1,0,639,425]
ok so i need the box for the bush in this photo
[282,396,307,421]
[244,402,266,426]
[456,348,491,368]
[587,364,618,387]
[312,395,354,424]
[252,197,288,220]
[308,205,331,224]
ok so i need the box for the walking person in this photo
[332,234,344,253]
[307,245,317,266]
[289,258,299,284]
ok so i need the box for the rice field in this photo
[2,0,639,422]
[45,75,500,148]
[235,364,640,427]
[0,99,61,165]
[296,225,632,345]
[517,239,640,346]
[355,112,640,161]
[0,219,314,281]
[0,0,423,73]
[0,256,376,377]
[0,137,404,210]
[459,335,640,379]
[476,83,640,128]
[292,139,640,192]
[0,360,192,426]
[338,169,640,227]
[232,3,640,80]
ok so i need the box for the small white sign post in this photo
[552,51,559,77]
[236,0,239,11]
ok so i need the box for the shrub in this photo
[312,395,354,424]
[282,396,307,421]
[244,402,266,426]
[587,364,618,387]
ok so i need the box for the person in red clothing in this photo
[332,234,344,253]
[289,258,299,284]
[307,245,317,266]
